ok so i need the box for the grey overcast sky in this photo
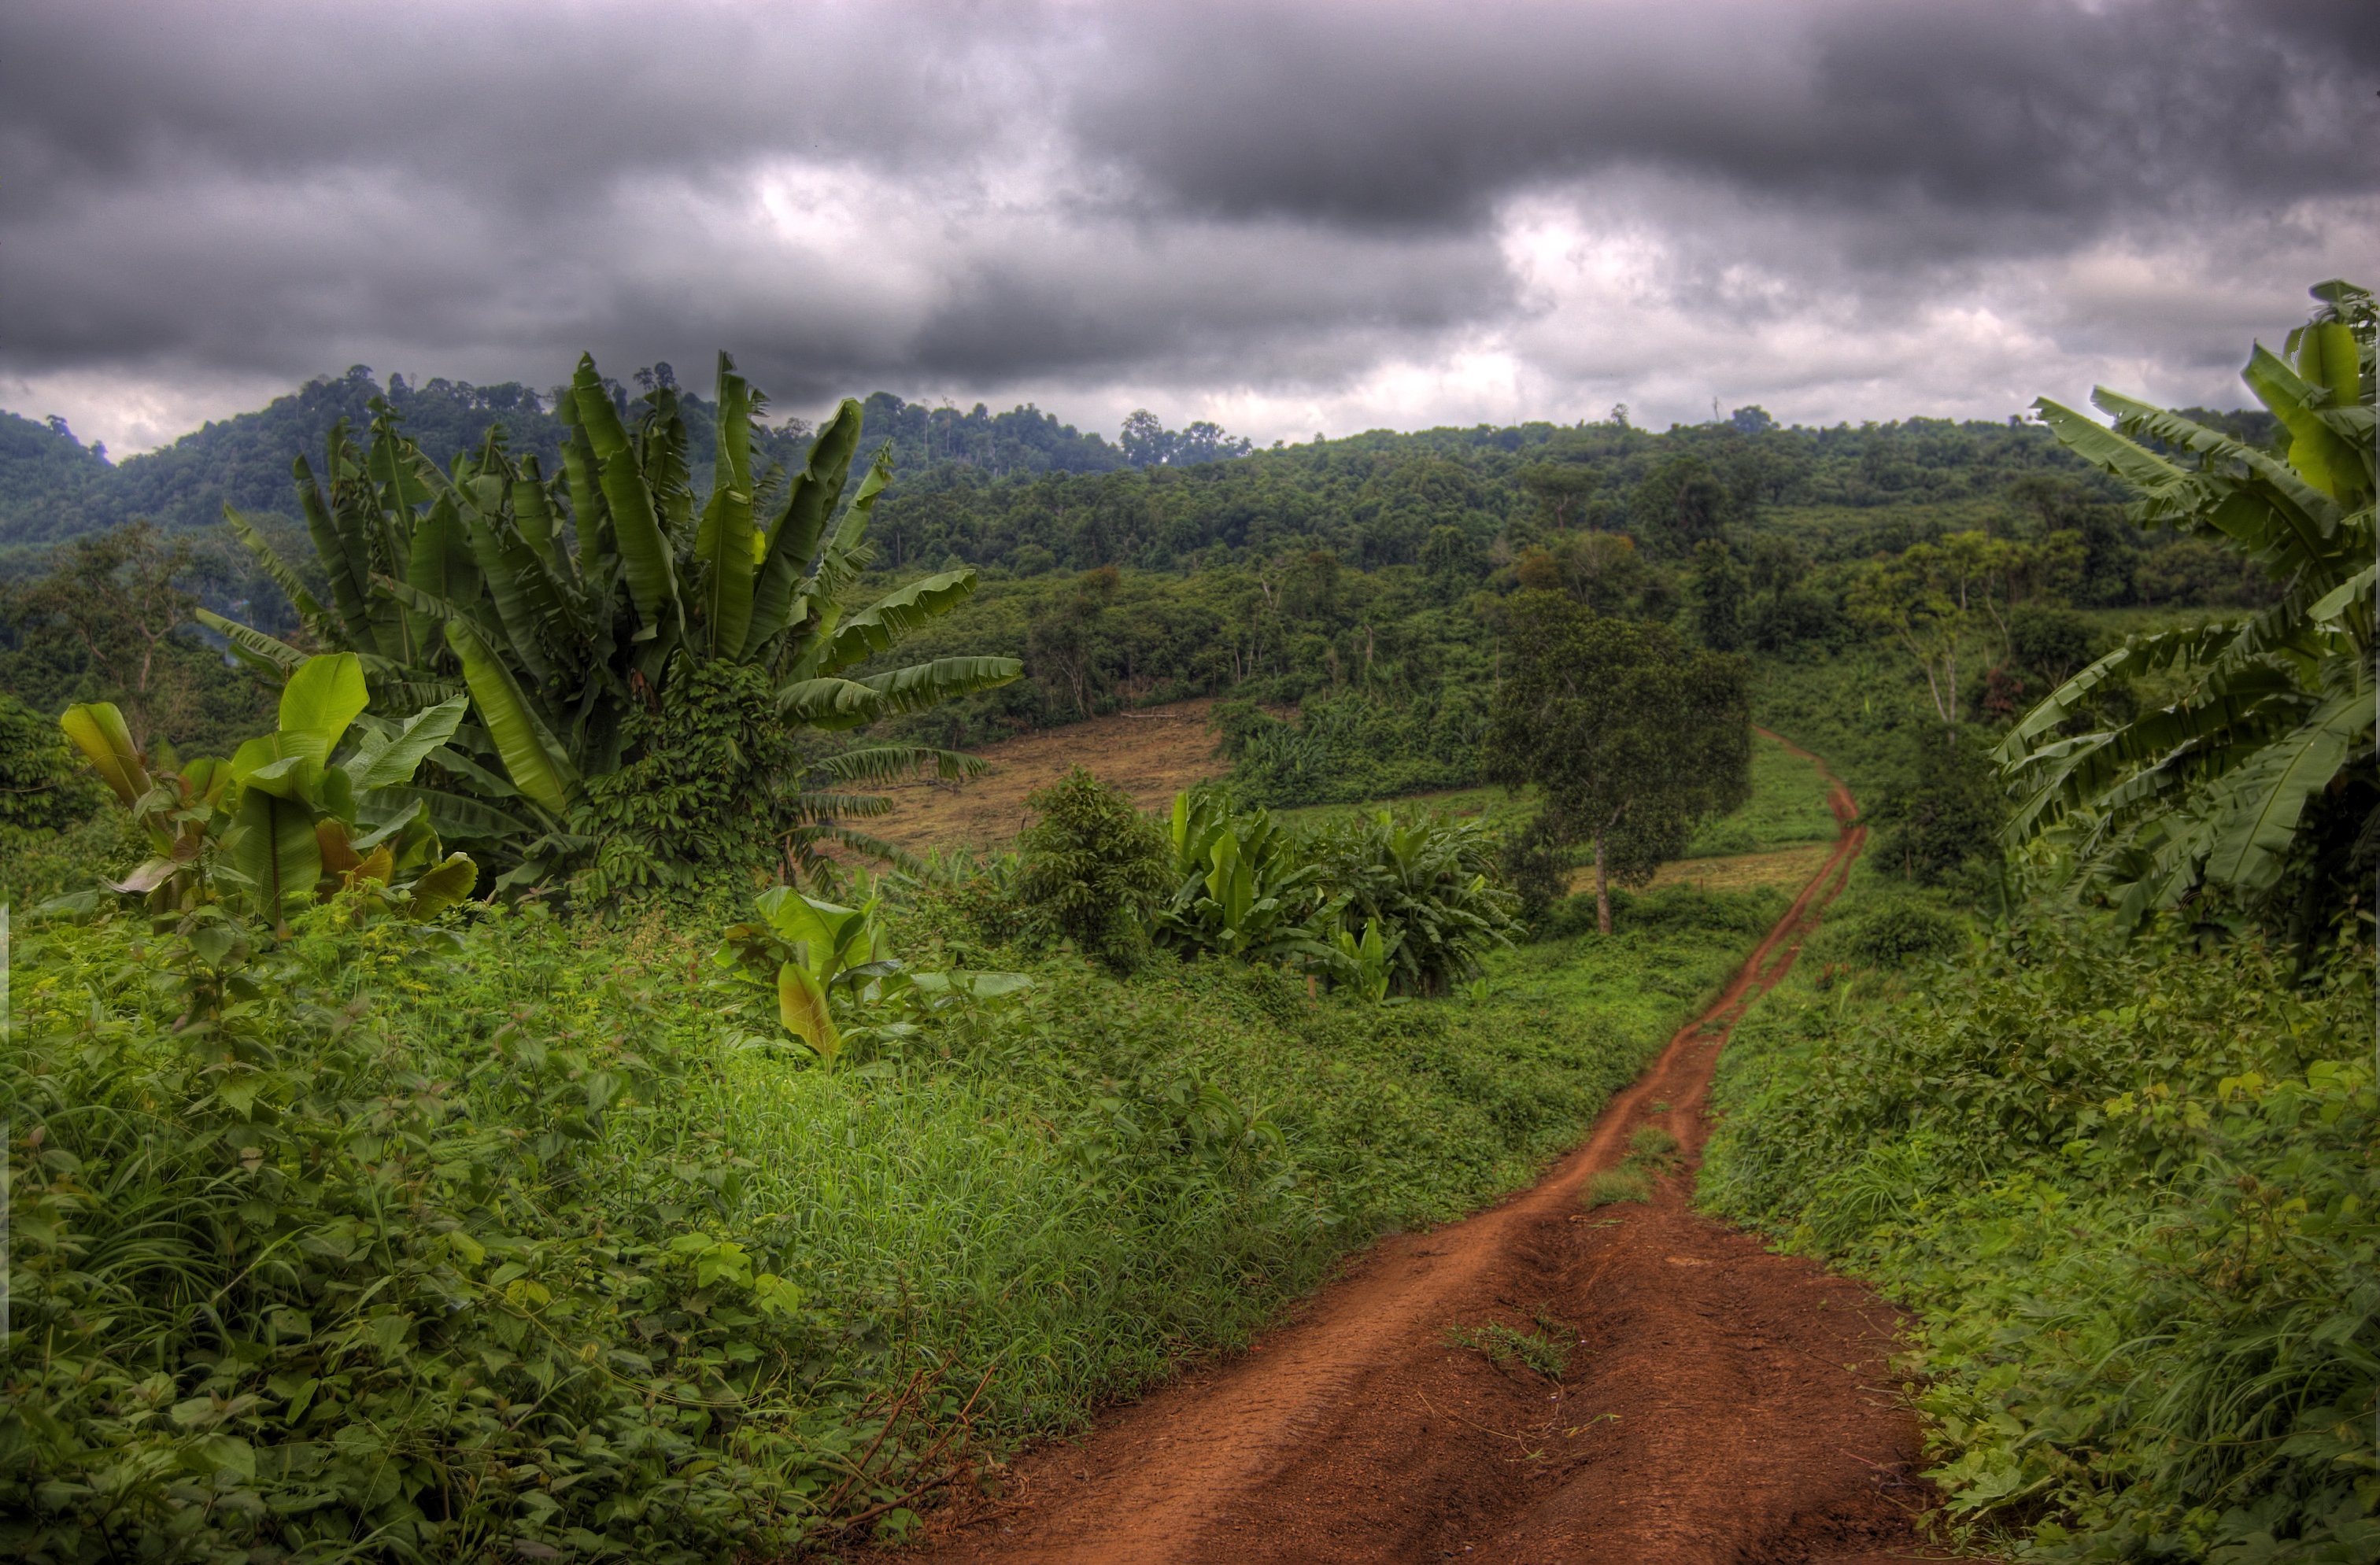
[2,0,2373,455]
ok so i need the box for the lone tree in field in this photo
[1484,593,1752,935]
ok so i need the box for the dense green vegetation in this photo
[2,755,1765,1559]
[1702,281,2378,1564]
[2,274,2368,1565]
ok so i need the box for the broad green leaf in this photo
[2243,345,2364,508]
[220,504,338,644]
[2032,398,2186,493]
[60,703,150,807]
[2200,690,2371,891]
[807,568,981,677]
[776,960,841,1060]
[195,607,309,677]
[512,454,560,567]
[365,784,534,841]
[294,442,375,644]
[777,656,1022,731]
[405,494,484,655]
[442,619,580,819]
[696,351,762,659]
[397,852,479,921]
[278,653,370,755]
[346,696,468,790]
[572,356,680,636]
[229,788,323,927]
[748,400,865,653]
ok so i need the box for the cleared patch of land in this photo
[860,699,1229,856]
[1567,842,1839,898]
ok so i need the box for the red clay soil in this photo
[904,737,1968,1564]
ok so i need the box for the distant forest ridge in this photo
[0,360,2279,560]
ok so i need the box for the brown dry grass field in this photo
[861,699,1229,858]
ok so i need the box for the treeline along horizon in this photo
[4,356,2278,566]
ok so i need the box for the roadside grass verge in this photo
[1699,903,2377,1563]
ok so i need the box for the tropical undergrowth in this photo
[0,836,1745,1561]
[1702,898,2378,1564]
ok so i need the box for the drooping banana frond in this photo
[812,744,990,786]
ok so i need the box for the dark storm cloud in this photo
[0,0,2372,448]
[1074,0,2378,239]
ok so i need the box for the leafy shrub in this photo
[0,692,103,832]
[1304,809,1522,996]
[1017,766,1174,969]
[1812,897,1967,967]
[1868,726,2003,888]
[1746,589,1851,655]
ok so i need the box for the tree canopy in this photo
[1482,593,1752,933]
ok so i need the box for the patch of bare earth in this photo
[896,754,1980,1565]
[863,700,1229,857]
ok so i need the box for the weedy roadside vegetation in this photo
[1,770,1774,1559]
[1702,868,2376,1562]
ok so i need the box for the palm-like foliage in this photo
[1152,785,1342,966]
[204,352,1020,884]
[1998,280,2374,928]
[1305,810,1521,996]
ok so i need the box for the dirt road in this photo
[910,740,1954,1563]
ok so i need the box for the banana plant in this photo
[1330,915,1400,1003]
[1305,809,1521,997]
[62,653,478,932]
[715,880,1028,1061]
[201,352,1020,882]
[1998,279,2374,929]
[1153,784,1342,965]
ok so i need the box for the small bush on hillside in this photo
[1018,766,1173,970]
[1831,899,1967,966]
[0,692,104,832]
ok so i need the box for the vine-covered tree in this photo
[1483,594,1752,934]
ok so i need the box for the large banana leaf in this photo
[2197,688,2372,891]
[221,505,341,647]
[804,569,981,677]
[2002,282,2375,925]
[405,494,482,657]
[229,788,323,929]
[695,352,760,660]
[442,618,580,819]
[60,703,151,808]
[777,656,1022,731]
[196,608,310,679]
[344,698,469,790]
[571,357,679,638]
[747,400,865,654]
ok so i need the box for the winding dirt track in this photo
[912,740,1953,1564]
